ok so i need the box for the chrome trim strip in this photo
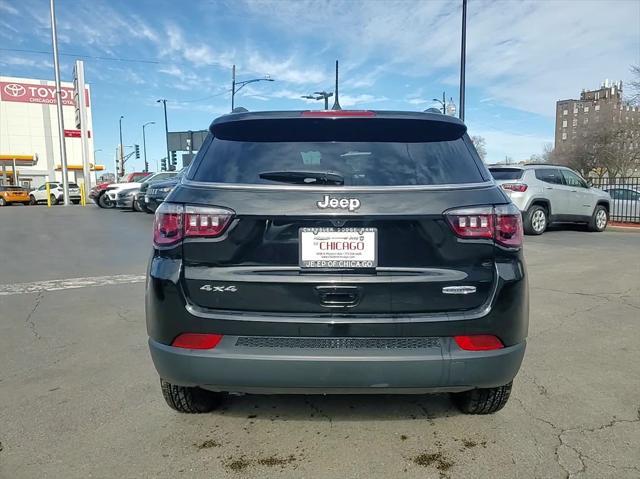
[181,178,495,192]
[184,266,468,284]
[442,286,477,295]
[184,265,499,324]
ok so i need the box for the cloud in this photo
[470,128,553,163]
[240,0,639,116]
[0,55,53,69]
[0,1,18,15]
[339,94,388,107]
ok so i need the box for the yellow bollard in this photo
[80,184,86,206]
[46,182,51,207]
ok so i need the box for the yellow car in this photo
[0,185,30,206]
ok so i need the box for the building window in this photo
[595,104,600,111]
[563,109,568,116]
[584,106,590,113]
[572,118,578,127]
[562,132,567,140]
[562,120,567,128]
[573,106,578,114]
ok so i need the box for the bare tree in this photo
[556,122,640,178]
[470,135,487,162]
[628,65,640,106]
[528,143,555,163]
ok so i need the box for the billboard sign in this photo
[0,81,89,107]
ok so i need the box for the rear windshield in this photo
[489,168,524,180]
[69,183,79,188]
[190,134,486,186]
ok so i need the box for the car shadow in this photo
[214,392,461,421]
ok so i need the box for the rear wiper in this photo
[258,170,344,185]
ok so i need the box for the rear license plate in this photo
[299,227,377,268]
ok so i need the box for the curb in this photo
[609,222,640,232]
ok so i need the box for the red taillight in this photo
[154,203,234,246]
[445,206,494,239]
[301,110,376,117]
[501,183,528,192]
[445,204,523,248]
[454,335,504,351]
[172,333,223,349]
[494,204,523,247]
[153,203,184,246]
[184,206,234,238]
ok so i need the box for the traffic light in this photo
[170,151,177,171]
[134,144,140,159]
[161,157,167,171]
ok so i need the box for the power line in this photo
[0,47,160,65]
[170,88,231,103]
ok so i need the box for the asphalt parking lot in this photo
[1,206,638,479]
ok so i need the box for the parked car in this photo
[603,187,640,222]
[147,109,528,415]
[143,170,183,213]
[89,181,114,208]
[488,165,610,235]
[124,172,179,212]
[0,185,30,206]
[94,172,152,209]
[29,182,81,205]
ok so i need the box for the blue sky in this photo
[1,0,638,172]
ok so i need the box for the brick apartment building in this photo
[555,80,640,153]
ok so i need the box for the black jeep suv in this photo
[146,110,528,415]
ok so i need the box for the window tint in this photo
[489,168,524,180]
[191,137,485,186]
[561,170,587,188]
[69,183,79,188]
[535,169,564,185]
[610,189,640,201]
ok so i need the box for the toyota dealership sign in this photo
[0,81,89,107]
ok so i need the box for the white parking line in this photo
[0,274,146,296]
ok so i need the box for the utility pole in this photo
[331,60,341,110]
[231,64,236,111]
[118,115,124,179]
[459,0,467,122]
[142,121,155,172]
[157,99,170,172]
[49,0,70,205]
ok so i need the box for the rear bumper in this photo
[149,336,525,393]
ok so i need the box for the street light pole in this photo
[230,64,275,111]
[142,121,155,172]
[157,99,170,172]
[432,93,447,114]
[459,0,467,122]
[49,0,70,205]
[302,91,333,109]
[118,115,124,180]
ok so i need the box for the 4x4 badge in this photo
[316,195,360,212]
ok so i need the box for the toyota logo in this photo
[4,84,26,97]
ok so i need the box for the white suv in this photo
[489,165,611,235]
[29,182,81,205]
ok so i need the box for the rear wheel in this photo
[524,205,547,235]
[50,194,58,205]
[588,205,608,232]
[452,382,512,414]
[29,195,37,205]
[97,192,113,209]
[0,197,7,206]
[160,379,223,413]
[133,198,143,212]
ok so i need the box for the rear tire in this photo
[50,194,58,205]
[97,192,113,209]
[160,379,223,413]
[0,197,6,206]
[29,195,37,205]
[133,198,142,212]
[588,205,608,232]
[452,382,512,414]
[524,205,547,235]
